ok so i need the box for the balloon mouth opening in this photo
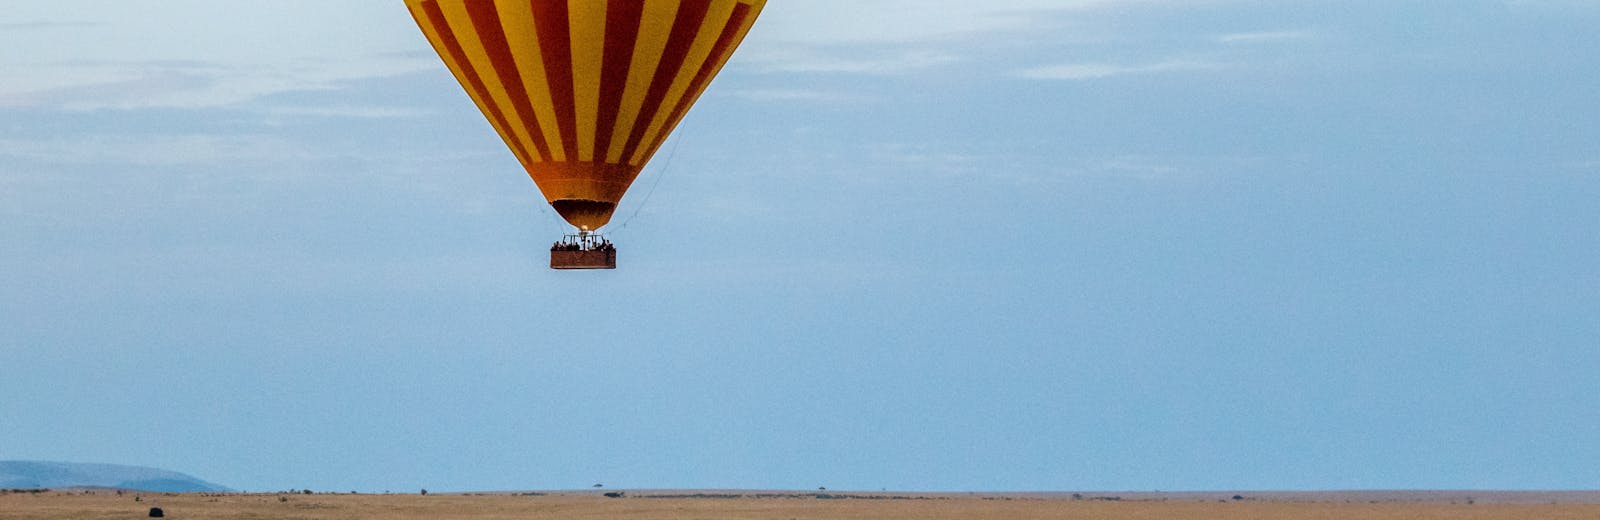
[550,199,617,230]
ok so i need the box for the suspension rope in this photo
[613,115,693,236]
[531,189,569,239]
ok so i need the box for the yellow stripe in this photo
[629,0,737,166]
[437,1,546,163]
[605,0,678,164]
[410,1,533,166]
[639,1,764,162]
[568,0,606,162]
[488,0,566,162]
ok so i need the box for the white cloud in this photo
[1091,155,1185,179]
[0,134,323,167]
[1217,30,1314,44]
[1502,0,1600,12]
[719,88,860,103]
[737,46,959,75]
[0,2,433,110]
[0,21,99,31]
[733,1,1249,79]
[1061,154,1271,182]
[753,0,1191,44]
[254,105,433,120]
[2,54,437,111]
[868,143,985,175]
[1018,60,1223,80]
[1568,159,1600,171]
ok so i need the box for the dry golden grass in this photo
[3,491,1598,520]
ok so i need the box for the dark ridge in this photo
[0,461,228,493]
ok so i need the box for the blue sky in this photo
[2,0,1598,492]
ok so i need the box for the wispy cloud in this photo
[737,1,1265,79]
[0,3,432,110]
[1567,159,1600,171]
[0,134,324,167]
[1018,59,1223,80]
[730,0,1222,79]
[719,88,861,103]
[1502,0,1600,12]
[1048,154,1272,182]
[738,46,959,75]
[1,55,437,111]
[1217,30,1314,44]
[1088,155,1187,180]
[254,105,433,120]
[0,20,98,31]
[868,143,986,176]
[754,0,1198,45]
[855,141,1266,186]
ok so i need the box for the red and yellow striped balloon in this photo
[405,0,766,230]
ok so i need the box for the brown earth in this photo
[3,489,1598,520]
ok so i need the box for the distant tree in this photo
[420,489,428,496]
[1232,495,1245,501]
[303,489,313,495]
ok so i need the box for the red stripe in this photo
[641,4,752,161]
[618,0,711,163]
[421,0,535,168]
[594,0,644,166]
[531,0,578,162]
[464,1,553,162]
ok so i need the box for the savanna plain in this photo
[5,490,1600,520]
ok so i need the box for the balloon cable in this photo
[614,116,691,234]
[532,187,565,237]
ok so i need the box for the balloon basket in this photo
[550,233,617,270]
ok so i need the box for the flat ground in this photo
[4,490,1599,520]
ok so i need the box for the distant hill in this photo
[0,461,229,492]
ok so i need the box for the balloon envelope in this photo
[406,0,766,230]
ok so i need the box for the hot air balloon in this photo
[404,0,767,269]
